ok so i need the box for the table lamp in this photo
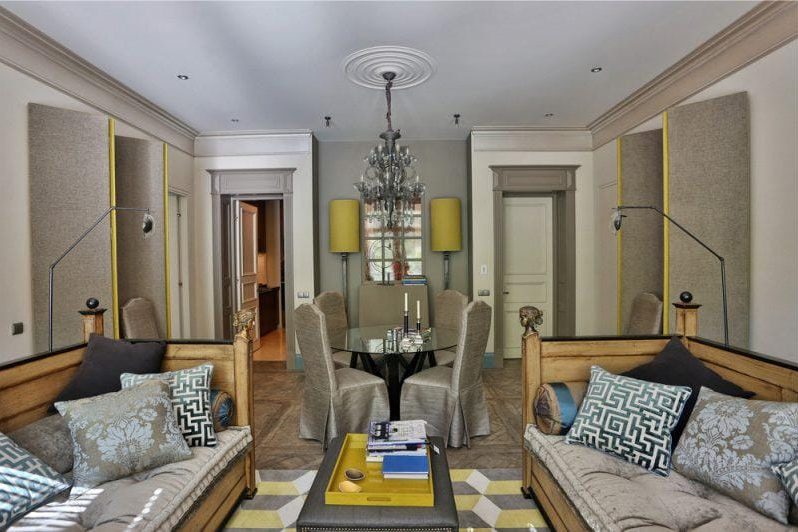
[430,198,462,290]
[329,200,360,302]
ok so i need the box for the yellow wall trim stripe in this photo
[662,112,670,334]
[109,119,119,339]
[616,137,623,335]
[163,144,172,338]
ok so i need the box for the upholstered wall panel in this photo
[115,136,166,338]
[619,129,664,333]
[28,103,112,352]
[668,92,750,346]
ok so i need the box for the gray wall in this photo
[317,140,469,326]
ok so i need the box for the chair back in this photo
[625,292,663,334]
[358,284,429,327]
[314,291,348,333]
[121,297,160,339]
[434,290,468,331]
[294,304,337,393]
[451,301,492,392]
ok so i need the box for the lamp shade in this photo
[329,199,360,253]
[430,198,462,252]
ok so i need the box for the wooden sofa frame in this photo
[0,316,256,531]
[520,303,798,532]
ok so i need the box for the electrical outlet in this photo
[480,264,488,275]
[298,291,310,299]
[477,289,490,297]
[10,322,23,335]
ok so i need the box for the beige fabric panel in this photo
[115,136,166,338]
[620,129,664,332]
[668,92,750,346]
[357,284,429,327]
[28,104,112,353]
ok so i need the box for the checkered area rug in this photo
[224,468,548,531]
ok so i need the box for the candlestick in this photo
[416,317,422,333]
[403,311,409,334]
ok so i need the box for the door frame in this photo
[210,169,296,368]
[167,190,191,338]
[492,165,578,365]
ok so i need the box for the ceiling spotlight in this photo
[590,66,603,73]
[544,113,554,118]
[324,116,331,127]
[177,74,189,80]
[231,118,239,123]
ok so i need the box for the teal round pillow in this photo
[210,389,235,432]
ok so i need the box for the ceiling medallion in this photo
[343,46,436,90]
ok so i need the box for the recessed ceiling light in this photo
[590,66,603,73]
[544,113,554,118]
[177,74,189,80]
[231,118,239,123]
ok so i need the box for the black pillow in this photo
[52,334,165,410]
[623,336,754,447]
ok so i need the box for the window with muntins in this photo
[363,200,422,282]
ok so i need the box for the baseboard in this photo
[293,353,304,371]
[483,352,496,368]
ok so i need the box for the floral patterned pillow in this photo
[672,387,798,524]
[55,380,192,490]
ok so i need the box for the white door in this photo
[168,193,191,338]
[502,196,554,357]
[235,201,260,350]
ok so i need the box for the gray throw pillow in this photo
[673,388,798,524]
[566,365,691,476]
[9,415,73,474]
[121,363,216,447]
[55,380,192,490]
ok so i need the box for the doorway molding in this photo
[209,168,296,367]
[491,165,578,365]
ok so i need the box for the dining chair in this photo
[625,292,663,334]
[432,289,468,367]
[295,304,390,446]
[314,291,351,368]
[121,297,161,339]
[399,300,492,448]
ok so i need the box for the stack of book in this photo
[401,275,427,286]
[367,420,430,480]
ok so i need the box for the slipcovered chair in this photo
[432,290,468,367]
[625,292,663,334]
[314,291,351,368]
[121,297,161,339]
[295,304,390,446]
[400,300,492,448]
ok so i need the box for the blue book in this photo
[382,454,429,479]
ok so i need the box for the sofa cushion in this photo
[0,432,70,528]
[52,334,165,410]
[566,366,691,476]
[55,380,192,490]
[673,388,798,524]
[9,415,73,474]
[533,381,587,435]
[210,389,236,432]
[10,427,252,531]
[524,424,794,532]
[121,363,217,447]
[623,336,754,447]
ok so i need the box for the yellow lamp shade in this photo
[430,198,462,252]
[329,199,360,253]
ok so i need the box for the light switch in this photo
[480,264,488,275]
[10,322,23,335]
[477,289,490,297]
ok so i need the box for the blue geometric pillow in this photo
[773,458,798,507]
[566,366,691,476]
[121,363,216,447]
[0,432,70,528]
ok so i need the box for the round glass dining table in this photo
[328,325,459,420]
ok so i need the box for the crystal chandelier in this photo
[354,72,425,228]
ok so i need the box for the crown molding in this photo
[0,7,198,154]
[194,131,314,158]
[471,128,593,152]
[588,1,798,149]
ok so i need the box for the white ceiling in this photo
[3,1,756,141]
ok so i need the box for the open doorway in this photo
[222,197,287,362]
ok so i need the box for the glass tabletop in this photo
[329,325,458,355]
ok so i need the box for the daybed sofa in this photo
[520,304,798,531]
[0,324,256,530]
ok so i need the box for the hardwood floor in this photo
[251,359,523,470]
[253,328,286,362]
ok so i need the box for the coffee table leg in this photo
[428,350,437,367]
[387,355,401,420]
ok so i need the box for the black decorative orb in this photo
[679,291,693,304]
[86,298,100,310]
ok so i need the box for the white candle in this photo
[416,300,421,321]
[404,292,408,312]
